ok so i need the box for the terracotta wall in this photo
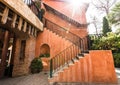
[44,11,88,50]
[12,36,36,77]
[44,11,88,38]
[89,50,117,83]
[35,28,72,58]
[49,50,117,83]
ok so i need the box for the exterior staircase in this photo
[42,17,117,84]
[49,50,117,84]
[25,0,117,84]
[43,17,88,78]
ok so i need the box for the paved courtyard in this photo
[0,68,120,85]
[0,72,50,85]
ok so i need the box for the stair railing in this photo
[50,43,81,78]
[44,18,88,78]
[44,18,86,52]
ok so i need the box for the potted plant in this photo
[30,57,43,74]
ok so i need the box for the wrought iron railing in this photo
[43,18,88,78]
[25,0,88,77]
[50,44,80,78]
[44,18,87,52]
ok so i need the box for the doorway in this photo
[0,28,15,78]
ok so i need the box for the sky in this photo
[40,0,119,34]
[85,0,120,34]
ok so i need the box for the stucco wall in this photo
[35,28,72,58]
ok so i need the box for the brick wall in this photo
[12,36,36,77]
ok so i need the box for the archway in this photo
[40,44,50,71]
[40,44,50,58]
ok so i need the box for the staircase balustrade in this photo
[44,18,86,51]
[44,18,88,78]
[50,44,80,78]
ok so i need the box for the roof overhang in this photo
[0,0,43,31]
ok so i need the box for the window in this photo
[19,40,26,61]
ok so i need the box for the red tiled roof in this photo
[43,0,88,24]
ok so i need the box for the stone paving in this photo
[0,68,120,85]
[0,72,50,85]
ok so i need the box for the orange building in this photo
[0,0,117,84]
[35,0,89,71]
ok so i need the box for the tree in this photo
[102,17,111,35]
[108,2,120,26]
[88,0,116,34]
[92,0,116,15]
[90,16,101,34]
[91,32,120,51]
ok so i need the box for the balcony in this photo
[0,0,43,39]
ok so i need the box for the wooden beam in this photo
[31,27,34,35]
[11,13,17,28]
[28,25,31,35]
[34,29,37,37]
[1,7,9,24]
[1,0,43,31]
[18,17,23,30]
[23,21,27,32]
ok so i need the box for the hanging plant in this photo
[34,0,41,9]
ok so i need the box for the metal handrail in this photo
[44,18,86,51]
[44,18,87,78]
[50,44,80,78]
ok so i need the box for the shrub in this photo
[30,57,43,73]
[113,53,120,68]
[91,32,120,51]
[39,53,50,58]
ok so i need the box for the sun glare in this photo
[69,0,81,9]
[68,0,83,17]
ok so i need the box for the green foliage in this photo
[91,33,120,67]
[102,17,111,36]
[39,53,50,58]
[91,32,120,51]
[108,2,120,26]
[30,57,43,73]
[35,0,41,9]
[113,53,120,67]
[38,8,45,21]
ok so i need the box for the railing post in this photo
[50,59,53,78]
